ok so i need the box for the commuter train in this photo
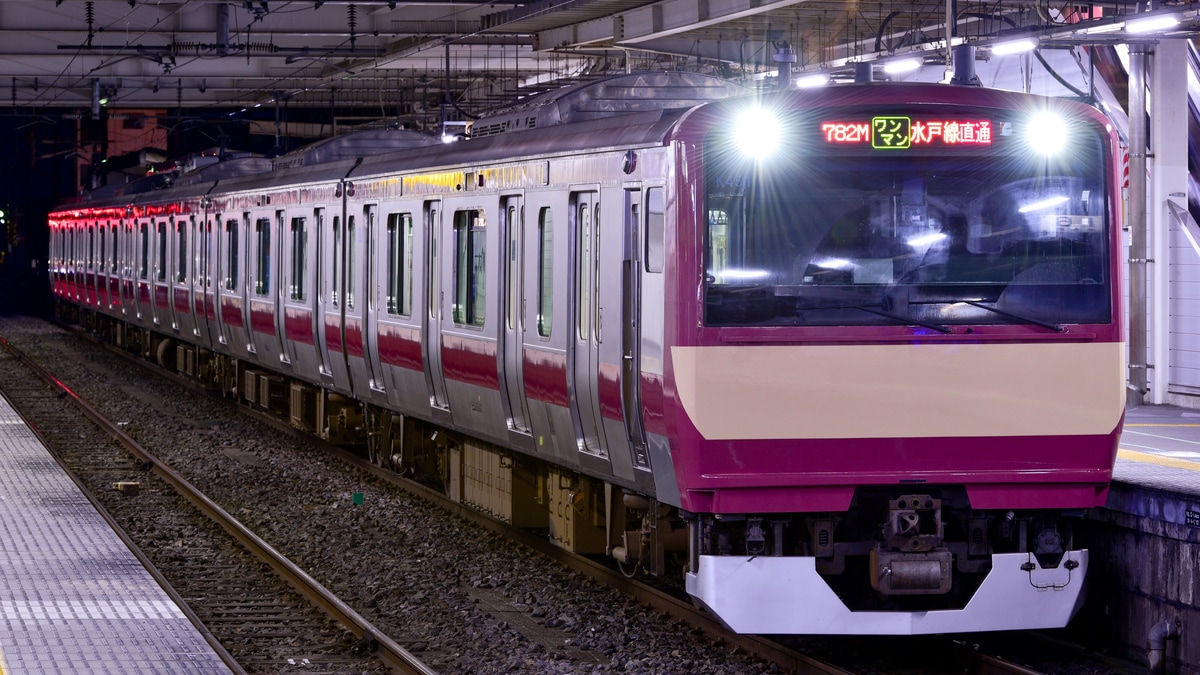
[48,71,1125,635]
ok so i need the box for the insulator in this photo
[85,1,96,46]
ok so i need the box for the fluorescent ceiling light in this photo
[1126,14,1180,34]
[1085,21,1124,34]
[883,58,921,74]
[992,38,1037,56]
[795,74,829,88]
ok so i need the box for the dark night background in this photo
[0,102,400,317]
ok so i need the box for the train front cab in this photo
[670,84,1125,634]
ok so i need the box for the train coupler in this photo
[869,547,953,595]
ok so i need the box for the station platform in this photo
[1115,402,1200,495]
[0,393,234,674]
[1081,401,1200,673]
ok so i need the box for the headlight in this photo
[1026,111,1068,155]
[733,106,782,159]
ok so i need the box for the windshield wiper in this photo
[846,304,953,334]
[963,300,1066,332]
[796,294,955,333]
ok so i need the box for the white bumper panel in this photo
[685,551,1088,635]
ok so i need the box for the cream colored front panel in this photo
[672,342,1125,440]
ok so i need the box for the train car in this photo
[47,70,1125,635]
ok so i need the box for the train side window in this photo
[224,218,239,290]
[109,224,118,273]
[200,218,211,287]
[646,187,664,274]
[138,222,149,280]
[347,215,356,309]
[577,202,590,340]
[537,207,553,338]
[290,216,307,301]
[124,222,133,276]
[452,208,486,327]
[254,217,270,296]
[332,215,341,306]
[96,224,103,271]
[506,204,520,331]
[121,223,129,276]
[156,221,168,281]
[176,220,187,283]
[427,207,438,319]
[402,213,414,315]
[386,212,413,316]
[708,208,730,279]
[312,208,324,298]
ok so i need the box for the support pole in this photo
[1149,39,1189,404]
[1128,43,1148,403]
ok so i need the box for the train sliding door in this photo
[499,194,532,439]
[245,212,286,364]
[332,204,382,401]
[133,219,154,324]
[320,206,352,394]
[215,214,253,359]
[120,220,135,318]
[422,199,450,416]
[151,219,170,328]
[280,208,324,376]
[569,189,609,465]
[107,222,122,314]
[311,207,338,384]
[376,206,428,413]
[357,199,386,398]
[170,216,196,338]
[614,186,652,486]
[194,214,218,345]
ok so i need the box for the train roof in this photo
[55,76,1112,216]
[269,128,442,170]
[53,71,751,213]
[470,71,749,139]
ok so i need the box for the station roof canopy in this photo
[2,1,1195,120]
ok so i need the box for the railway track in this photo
[0,315,1127,675]
[0,333,436,675]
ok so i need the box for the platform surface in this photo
[1116,403,1200,498]
[0,393,233,674]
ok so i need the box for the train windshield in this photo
[702,105,1111,328]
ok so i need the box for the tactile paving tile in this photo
[0,395,232,673]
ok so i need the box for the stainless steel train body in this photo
[49,73,1125,635]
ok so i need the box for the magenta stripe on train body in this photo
[284,306,314,346]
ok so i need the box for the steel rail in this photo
[49,322,1058,675]
[0,336,438,675]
